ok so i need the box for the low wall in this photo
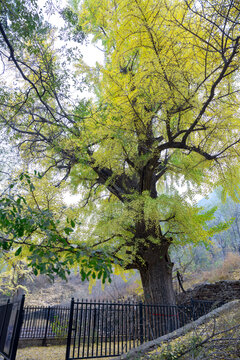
[177,280,240,304]
[18,338,67,348]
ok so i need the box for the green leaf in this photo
[15,247,22,256]
[64,227,74,235]
[17,226,24,237]
[33,269,38,276]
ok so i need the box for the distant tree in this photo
[204,190,240,257]
[0,253,32,297]
[0,0,240,304]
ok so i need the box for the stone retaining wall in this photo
[177,280,240,304]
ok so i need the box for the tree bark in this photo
[139,245,176,305]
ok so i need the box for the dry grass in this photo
[16,345,67,360]
[201,252,240,283]
[16,345,114,360]
[182,252,240,290]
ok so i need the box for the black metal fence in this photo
[0,295,25,360]
[191,299,224,319]
[65,299,219,360]
[20,306,70,345]
[18,299,222,359]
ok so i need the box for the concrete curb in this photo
[110,300,240,360]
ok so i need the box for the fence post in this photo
[10,295,25,360]
[0,299,10,340]
[190,298,197,321]
[42,306,51,346]
[139,301,144,345]
[66,298,74,360]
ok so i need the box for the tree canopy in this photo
[0,0,240,303]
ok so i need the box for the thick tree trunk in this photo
[139,245,176,305]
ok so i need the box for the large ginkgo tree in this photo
[0,0,240,304]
